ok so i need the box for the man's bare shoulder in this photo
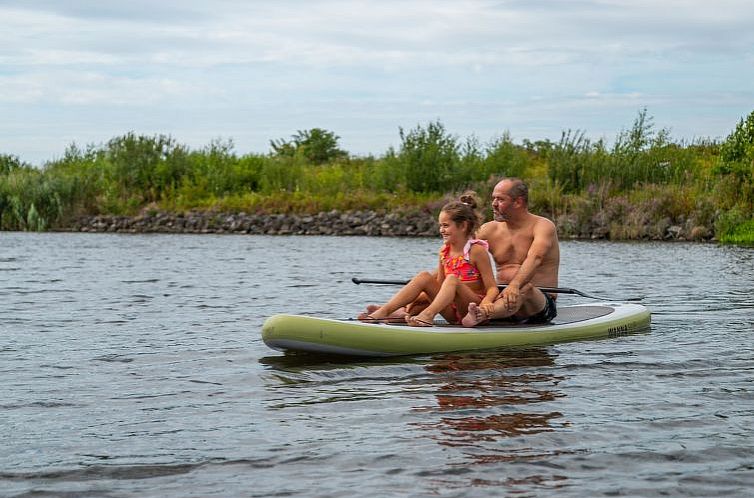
[478,221,504,240]
[532,214,557,231]
[531,214,559,244]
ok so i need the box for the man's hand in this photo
[500,283,520,311]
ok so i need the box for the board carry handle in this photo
[351,277,642,302]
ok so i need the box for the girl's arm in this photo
[435,251,445,282]
[470,245,498,305]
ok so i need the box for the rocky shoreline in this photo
[70,210,438,236]
[67,209,715,241]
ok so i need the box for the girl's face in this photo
[438,211,467,244]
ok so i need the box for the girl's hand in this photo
[480,302,496,316]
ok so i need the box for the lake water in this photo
[2,232,753,497]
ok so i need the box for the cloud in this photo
[1,0,753,163]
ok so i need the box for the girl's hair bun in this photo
[459,191,479,210]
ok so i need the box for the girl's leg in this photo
[408,275,464,326]
[359,271,440,321]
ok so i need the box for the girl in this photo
[358,192,498,327]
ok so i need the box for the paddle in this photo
[351,277,642,301]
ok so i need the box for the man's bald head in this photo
[495,178,528,205]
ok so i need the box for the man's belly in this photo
[496,263,559,288]
[497,264,520,284]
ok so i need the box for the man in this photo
[462,178,560,326]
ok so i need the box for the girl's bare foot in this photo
[461,302,488,327]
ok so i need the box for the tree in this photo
[0,154,27,175]
[270,128,347,164]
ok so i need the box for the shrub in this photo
[719,219,754,245]
[715,109,754,213]
[483,132,531,181]
[398,120,460,193]
[270,128,347,164]
[1,154,29,175]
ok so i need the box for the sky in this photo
[2,0,753,165]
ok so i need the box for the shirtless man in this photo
[462,178,560,326]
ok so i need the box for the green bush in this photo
[366,148,406,193]
[715,109,754,212]
[398,120,460,193]
[1,154,29,175]
[483,133,531,181]
[270,128,347,164]
[546,129,602,193]
[719,219,754,245]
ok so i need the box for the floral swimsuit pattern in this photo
[440,239,490,282]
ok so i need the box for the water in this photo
[2,232,753,497]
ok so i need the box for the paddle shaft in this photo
[351,277,625,301]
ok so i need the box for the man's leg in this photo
[510,286,547,320]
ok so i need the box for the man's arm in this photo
[509,219,555,288]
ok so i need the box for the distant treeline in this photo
[1,108,753,244]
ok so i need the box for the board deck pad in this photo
[487,304,614,327]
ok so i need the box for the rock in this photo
[651,217,672,240]
[690,225,710,241]
[666,225,683,239]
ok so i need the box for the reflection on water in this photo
[414,349,573,494]
[259,347,574,494]
[417,349,566,456]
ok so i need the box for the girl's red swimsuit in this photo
[440,239,490,282]
[439,239,494,323]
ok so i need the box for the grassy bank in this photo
[1,109,753,244]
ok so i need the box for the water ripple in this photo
[2,233,754,497]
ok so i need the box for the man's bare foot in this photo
[358,310,383,322]
[406,314,434,327]
[359,305,408,322]
[461,302,488,327]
